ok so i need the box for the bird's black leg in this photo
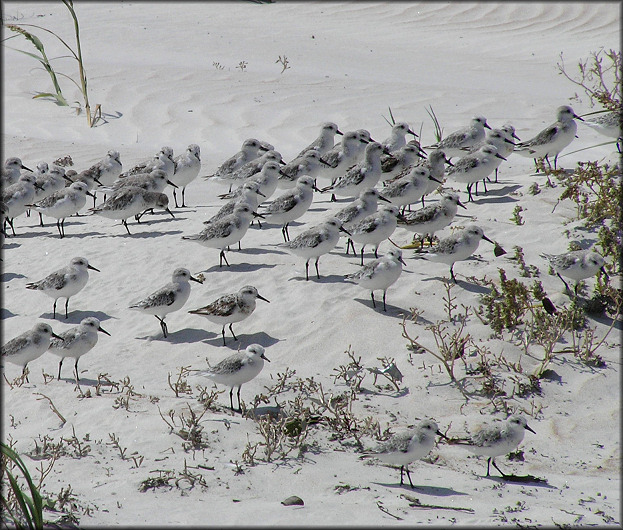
[360,246,365,266]
[330,193,337,202]
[8,218,16,236]
[22,365,29,383]
[405,465,414,488]
[556,272,571,294]
[466,184,474,202]
[229,323,237,341]
[374,246,378,259]
[229,387,235,411]
[305,260,310,281]
[221,326,227,346]
[237,386,242,413]
[494,167,499,183]
[39,212,44,227]
[400,465,404,485]
[282,224,288,243]
[74,358,80,384]
[173,189,180,208]
[482,178,488,193]
[382,290,387,312]
[491,458,508,478]
[370,291,376,308]
[122,219,131,235]
[64,298,70,319]
[486,457,492,476]
[57,358,64,380]
[450,264,457,284]
[314,257,320,279]
[53,299,58,319]
[156,316,168,337]
[181,187,186,208]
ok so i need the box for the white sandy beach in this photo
[2,2,621,526]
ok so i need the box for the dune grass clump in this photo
[4,0,100,126]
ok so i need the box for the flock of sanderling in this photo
[2,105,618,484]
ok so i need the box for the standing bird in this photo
[420,225,496,283]
[197,344,270,413]
[380,141,426,183]
[26,257,100,319]
[463,127,516,187]
[29,181,93,238]
[425,115,491,157]
[334,188,391,254]
[317,131,369,186]
[582,110,622,151]
[188,285,269,345]
[2,157,32,186]
[540,250,608,296]
[182,204,260,267]
[205,181,265,225]
[80,149,123,188]
[281,217,350,280]
[237,160,284,200]
[449,415,536,477]
[213,150,285,192]
[262,175,317,242]
[294,122,343,159]
[129,268,203,338]
[277,150,331,189]
[345,248,406,311]
[381,121,419,153]
[359,419,446,488]
[121,146,175,179]
[398,191,467,248]
[171,144,201,207]
[382,166,441,213]
[445,145,506,202]
[48,317,110,383]
[89,186,174,235]
[2,174,43,236]
[32,165,68,226]
[321,142,387,201]
[515,105,584,170]
[2,323,63,382]
[349,205,403,265]
[206,138,268,188]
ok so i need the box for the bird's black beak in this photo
[378,194,391,203]
[574,114,585,122]
[495,154,507,161]
[457,199,467,210]
[87,264,101,272]
[336,129,344,136]
[261,353,271,362]
[52,332,64,340]
[484,122,492,130]
[98,326,111,336]
[257,294,270,303]
[339,226,351,236]
[190,275,204,284]
[166,180,179,188]
[429,176,443,184]
[21,164,33,172]
[166,208,175,218]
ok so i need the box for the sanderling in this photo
[382,166,441,213]
[446,145,506,201]
[321,141,387,200]
[398,191,466,247]
[188,285,269,345]
[206,139,268,186]
[317,131,369,185]
[2,173,43,236]
[197,344,270,413]
[450,415,535,477]
[420,224,495,283]
[281,217,349,280]
[32,165,68,226]
[415,149,453,205]
[206,181,265,225]
[349,205,403,265]
[214,150,285,191]
[540,250,608,296]
[171,144,201,207]
[582,110,622,151]
[278,150,331,189]
[2,323,63,382]
[345,248,406,311]
[425,115,491,157]
[80,149,123,188]
[381,121,418,152]
[48,317,110,383]
[294,122,343,159]
[122,146,175,179]
[182,203,259,267]
[129,267,202,338]
[380,141,426,183]
[105,169,177,195]
[29,181,93,238]
[90,186,174,234]
[25,257,100,319]
[2,157,32,186]
[238,160,283,200]
[463,127,516,184]
[262,175,317,242]
[334,188,390,230]
[64,167,102,193]
[515,105,584,169]
[359,419,446,488]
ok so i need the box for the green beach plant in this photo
[3,1,100,126]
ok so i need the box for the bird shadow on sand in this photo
[104,228,184,239]
[201,331,281,349]
[1,271,26,282]
[372,481,469,497]
[1,307,17,319]
[287,273,345,284]
[352,298,412,319]
[1,242,21,250]
[481,473,553,488]
[38,309,115,324]
[162,327,215,344]
[202,262,277,274]
[235,246,287,256]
